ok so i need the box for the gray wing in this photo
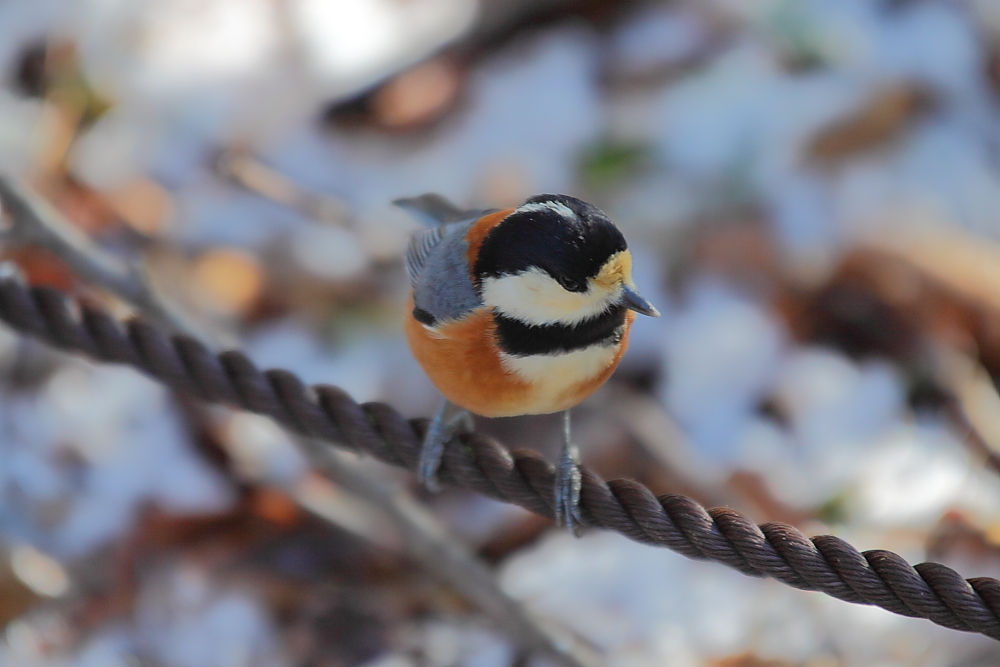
[405,224,448,287]
[396,195,493,324]
[397,194,496,287]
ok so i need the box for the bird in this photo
[397,193,659,531]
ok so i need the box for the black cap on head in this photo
[474,194,626,292]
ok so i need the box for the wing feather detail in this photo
[397,194,496,287]
[405,225,448,286]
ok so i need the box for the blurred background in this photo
[5,0,1000,665]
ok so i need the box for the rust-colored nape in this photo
[464,208,513,280]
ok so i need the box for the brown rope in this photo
[2,275,1000,640]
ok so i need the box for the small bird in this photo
[398,193,659,530]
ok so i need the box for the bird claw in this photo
[417,401,471,493]
[555,443,583,535]
[418,421,448,493]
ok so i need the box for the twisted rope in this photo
[2,277,1000,641]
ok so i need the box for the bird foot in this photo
[417,401,471,492]
[555,443,583,535]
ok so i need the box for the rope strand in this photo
[2,278,999,640]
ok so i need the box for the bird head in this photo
[474,194,658,326]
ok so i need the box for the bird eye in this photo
[557,276,581,292]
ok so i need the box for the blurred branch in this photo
[855,232,1000,476]
[215,149,352,227]
[289,470,403,551]
[607,389,810,525]
[298,438,601,667]
[608,388,737,508]
[0,173,594,667]
[929,345,1000,476]
[862,228,1000,313]
[0,175,234,349]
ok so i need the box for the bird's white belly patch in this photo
[500,344,619,409]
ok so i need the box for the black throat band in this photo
[494,305,626,356]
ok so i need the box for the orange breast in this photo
[404,296,633,417]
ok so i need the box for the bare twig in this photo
[215,149,352,227]
[929,345,1000,476]
[0,173,594,667]
[298,438,601,667]
[862,227,1000,314]
[0,175,233,349]
[289,470,402,551]
[608,388,738,508]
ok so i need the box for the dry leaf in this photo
[106,178,173,236]
[370,57,462,130]
[192,248,264,316]
[806,85,934,163]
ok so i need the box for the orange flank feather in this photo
[405,295,634,418]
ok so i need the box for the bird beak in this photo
[621,284,660,317]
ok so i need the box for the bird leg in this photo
[419,398,472,492]
[555,410,583,533]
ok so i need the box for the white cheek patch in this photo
[481,269,619,326]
